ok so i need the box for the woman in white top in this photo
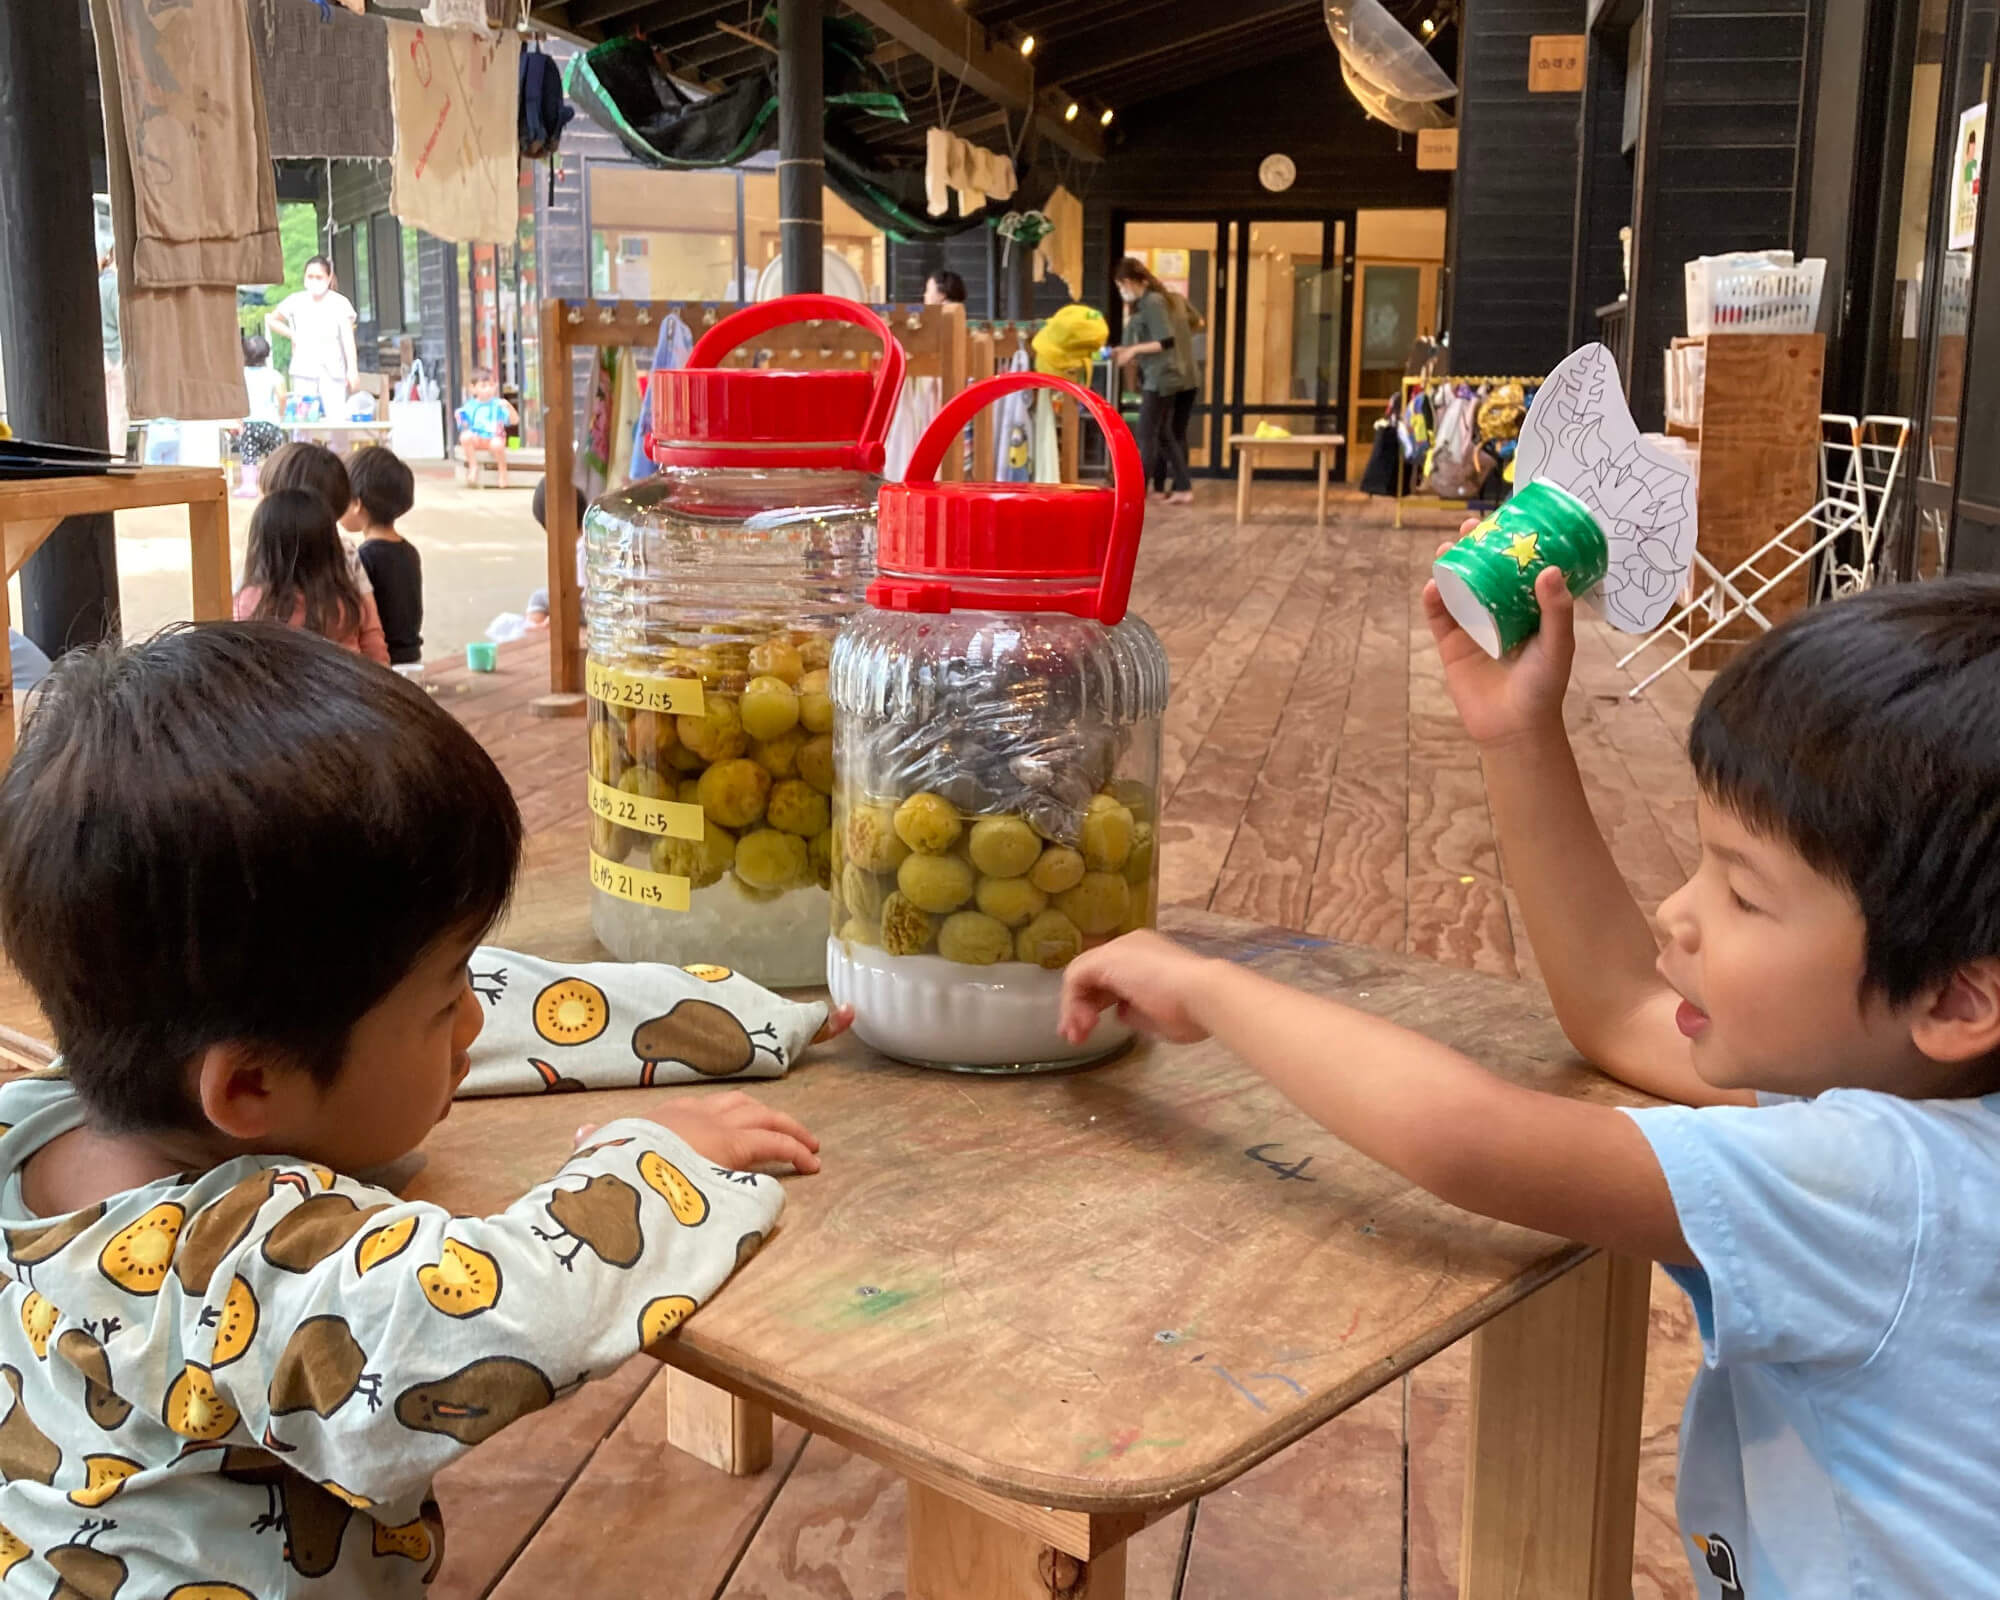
[266,255,359,443]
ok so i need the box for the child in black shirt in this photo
[344,445,424,668]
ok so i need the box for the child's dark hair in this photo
[0,624,521,1131]
[531,475,588,532]
[242,333,271,366]
[1689,577,2000,1005]
[243,489,364,642]
[260,441,351,523]
[347,444,415,526]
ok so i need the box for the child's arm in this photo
[1060,932,1691,1264]
[1425,563,1749,1108]
[355,590,390,666]
[179,1098,814,1514]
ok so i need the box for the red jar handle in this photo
[901,372,1145,625]
[686,295,906,460]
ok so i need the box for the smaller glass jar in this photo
[829,374,1169,1071]
[585,296,901,987]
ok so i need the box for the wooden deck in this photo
[409,482,1705,1600]
[0,482,1706,1598]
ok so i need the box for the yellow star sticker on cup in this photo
[1502,531,1540,569]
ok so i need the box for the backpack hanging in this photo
[519,39,574,198]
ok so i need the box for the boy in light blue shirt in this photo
[1062,573,2000,1598]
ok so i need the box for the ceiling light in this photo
[1420,16,1436,34]
[1019,33,1035,56]
[1099,108,1114,126]
[1064,101,1079,121]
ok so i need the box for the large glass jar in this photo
[828,374,1169,1071]
[586,296,902,987]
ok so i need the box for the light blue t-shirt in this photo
[1625,1090,2000,1598]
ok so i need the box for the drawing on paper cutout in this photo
[1514,342,1698,633]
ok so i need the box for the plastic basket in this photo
[1685,258,1825,337]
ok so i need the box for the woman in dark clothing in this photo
[1110,257,1195,504]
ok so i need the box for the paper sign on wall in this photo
[1529,35,1585,92]
[1416,129,1459,171]
[1950,102,1987,251]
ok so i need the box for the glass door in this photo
[1116,214,1354,476]
[1236,220,1345,449]
[1348,260,1441,478]
[1117,221,1225,470]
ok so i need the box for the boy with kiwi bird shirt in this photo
[1062,570,2000,1599]
[0,624,845,1596]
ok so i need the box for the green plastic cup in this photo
[1431,481,1608,658]
[466,640,498,673]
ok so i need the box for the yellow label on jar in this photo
[589,852,692,911]
[586,777,705,840]
[586,661,706,717]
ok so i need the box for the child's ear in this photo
[1910,957,2000,1063]
[194,1043,314,1142]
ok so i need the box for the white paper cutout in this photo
[1514,343,1698,633]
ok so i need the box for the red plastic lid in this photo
[648,295,904,473]
[870,374,1145,624]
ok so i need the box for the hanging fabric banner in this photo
[386,20,522,244]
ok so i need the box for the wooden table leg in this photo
[1459,1251,1650,1600]
[1235,447,1253,525]
[664,1368,773,1476]
[908,1482,1126,1600]
[1316,447,1330,527]
[0,548,14,766]
[186,492,232,622]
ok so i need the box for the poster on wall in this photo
[1152,248,1190,298]
[1950,102,1987,251]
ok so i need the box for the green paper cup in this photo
[466,641,498,673]
[1431,481,1608,658]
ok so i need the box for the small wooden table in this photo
[1,466,230,761]
[1228,432,1345,527]
[415,875,1651,1599]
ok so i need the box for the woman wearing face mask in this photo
[266,256,360,441]
[1110,257,1196,505]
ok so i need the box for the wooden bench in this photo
[1227,431,1346,527]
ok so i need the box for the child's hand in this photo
[814,1005,854,1045]
[1422,519,1576,748]
[1058,931,1216,1046]
[578,1091,822,1174]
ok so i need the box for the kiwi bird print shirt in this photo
[0,1073,781,1596]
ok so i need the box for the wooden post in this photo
[908,1483,1127,1600]
[540,299,585,699]
[776,0,825,295]
[1460,1252,1651,1600]
[665,1369,774,1477]
[0,0,119,658]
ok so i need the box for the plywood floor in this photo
[403,482,1708,1600]
[0,482,1707,1598]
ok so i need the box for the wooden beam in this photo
[839,0,1104,160]
[1041,0,1318,90]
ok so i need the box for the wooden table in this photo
[284,418,393,443]
[1227,433,1345,527]
[415,880,1651,1599]
[1,466,230,761]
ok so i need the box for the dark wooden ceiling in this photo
[526,0,1456,165]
